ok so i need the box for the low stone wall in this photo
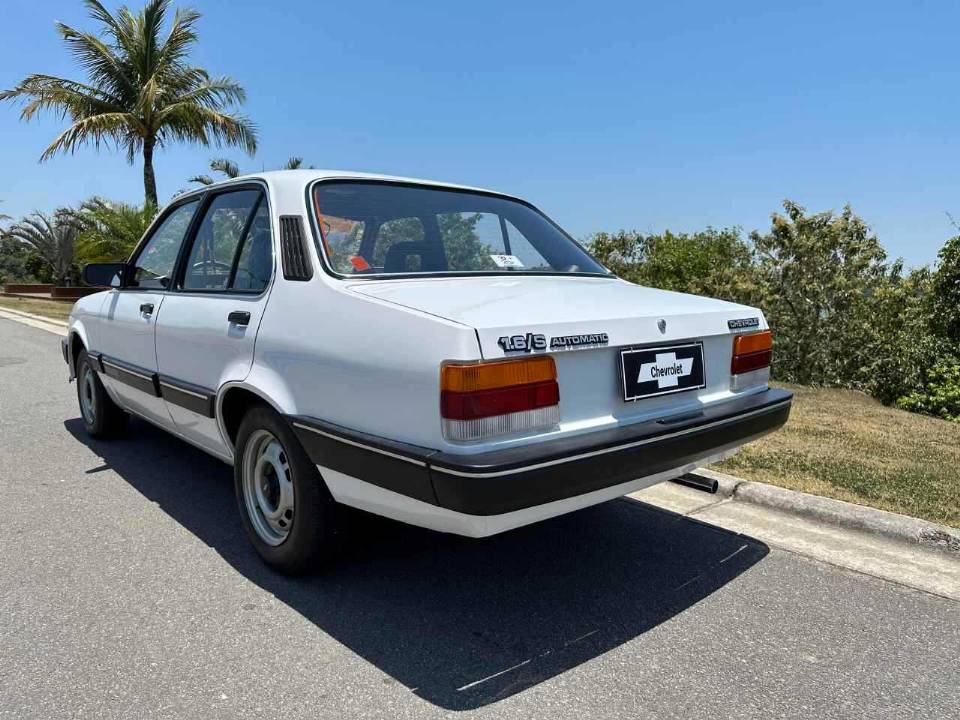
[50,287,102,299]
[2,283,55,294]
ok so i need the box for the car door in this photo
[154,185,275,456]
[97,198,201,428]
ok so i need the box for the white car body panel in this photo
[97,289,173,428]
[349,275,770,451]
[155,290,270,455]
[65,169,791,538]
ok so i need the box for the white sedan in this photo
[64,170,792,573]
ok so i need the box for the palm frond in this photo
[57,26,128,95]
[41,112,137,160]
[160,104,257,154]
[155,4,201,76]
[209,158,240,178]
[5,210,82,281]
[284,156,303,170]
[189,174,214,185]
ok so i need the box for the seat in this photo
[383,241,446,273]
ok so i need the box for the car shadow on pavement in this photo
[65,417,769,711]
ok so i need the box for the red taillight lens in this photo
[440,357,560,440]
[441,380,560,421]
[731,330,773,375]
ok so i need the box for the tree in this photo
[0,0,257,206]
[5,210,83,285]
[590,227,761,305]
[930,235,960,345]
[73,197,157,263]
[188,155,308,186]
[751,200,890,386]
[189,157,241,185]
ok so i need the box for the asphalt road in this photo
[1,317,958,719]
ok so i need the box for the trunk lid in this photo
[350,276,766,430]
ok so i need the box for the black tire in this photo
[76,348,129,438]
[233,404,340,574]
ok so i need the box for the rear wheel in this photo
[76,349,128,438]
[234,405,340,574]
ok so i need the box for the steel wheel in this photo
[79,363,97,425]
[241,429,295,546]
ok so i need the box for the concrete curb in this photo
[0,306,68,328]
[687,467,960,557]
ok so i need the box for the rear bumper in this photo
[289,388,792,517]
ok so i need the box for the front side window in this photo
[130,200,199,289]
[313,182,608,277]
[182,189,272,292]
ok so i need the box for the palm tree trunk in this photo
[143,140,158,207]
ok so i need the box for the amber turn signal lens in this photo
[732,330,772,356]
[731,330,773,375]
[441,356,557,393]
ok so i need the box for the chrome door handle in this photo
[139,302,154,315]
[228,310,251,326]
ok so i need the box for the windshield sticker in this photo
[489,254,524,268]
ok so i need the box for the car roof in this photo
[174,169,511,203]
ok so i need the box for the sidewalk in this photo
[632,477,960,601]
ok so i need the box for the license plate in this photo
[620,342,706,401]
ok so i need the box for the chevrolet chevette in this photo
[64,170,792,573]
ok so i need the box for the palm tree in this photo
[5,211,83,286]
[0,0,257,207]
[189,157,240,186]
[72,197,157,263]
[188,155,308,186]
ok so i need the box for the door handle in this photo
[139,302,154,315]
[228,310,251,326]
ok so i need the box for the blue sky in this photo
[1,0,958,267]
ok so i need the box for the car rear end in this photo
[287,177,791,536]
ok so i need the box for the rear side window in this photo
[313,182,608,277]
[130,200,199,289]
[181,189,272,292]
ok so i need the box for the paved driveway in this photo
[0,317,957,719]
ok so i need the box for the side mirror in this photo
[82,262,125,288]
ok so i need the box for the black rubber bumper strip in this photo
[99,355,160,397]
[289,418,441,505]
[157,375,216,418]
[288,387,793,517]
[94,353,215,416]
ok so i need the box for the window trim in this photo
[121,195,205,292]
[304,178,614,282]
[172,183,273,296]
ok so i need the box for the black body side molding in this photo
[92,352,216,418]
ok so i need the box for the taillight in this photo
[440,357,560,441]
[731,330,773,375]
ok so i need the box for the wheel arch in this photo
[217,381,290,454]
[67,324,92,378]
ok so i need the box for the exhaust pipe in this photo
[672,472,719,494]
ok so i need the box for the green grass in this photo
[0,296,73,322]
[716,383,960,528]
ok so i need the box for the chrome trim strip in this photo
[292,422,429,467]
[430,399,792,479]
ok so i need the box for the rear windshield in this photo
[312,182,609,277]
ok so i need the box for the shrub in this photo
[897,363,960,421]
